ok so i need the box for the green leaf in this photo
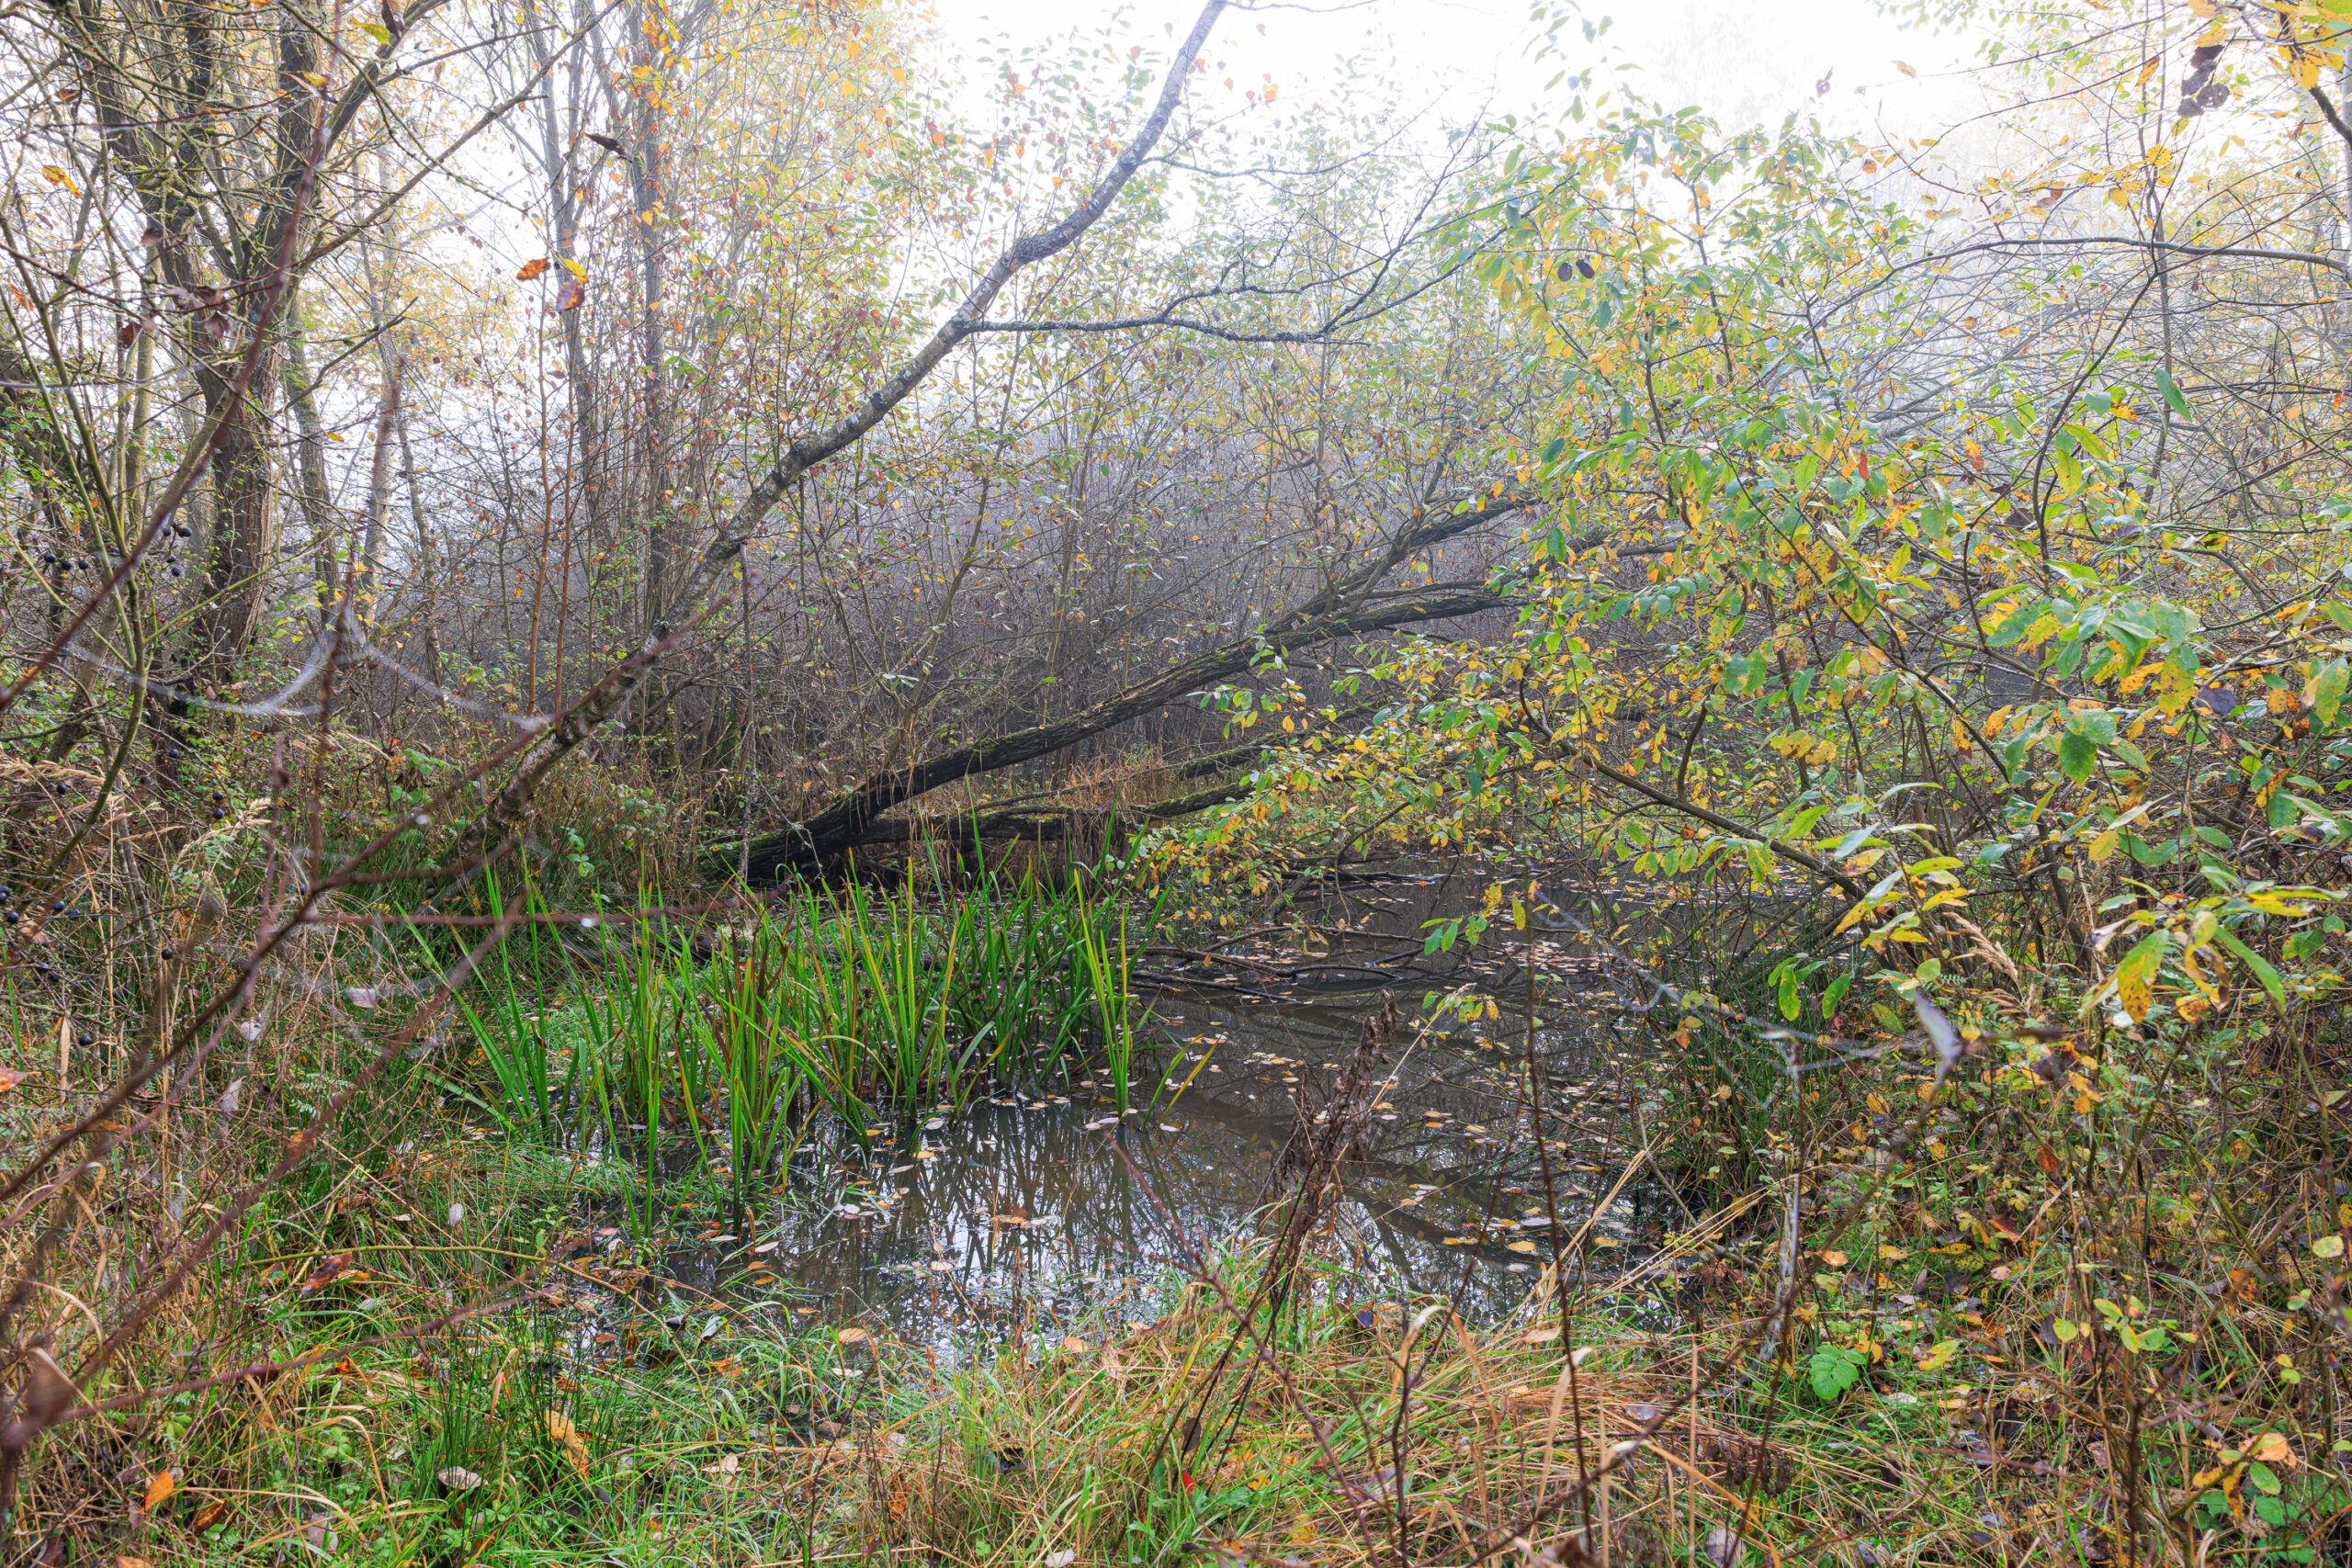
[2308,658,2348,725]
[2214,928,2288,1010]
[2058,728,2098,783]
[1807,1345,1864,1402]
[2052,447,2084,495]
[2155,367,2194,420]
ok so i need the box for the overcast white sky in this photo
[933,0,1977,141]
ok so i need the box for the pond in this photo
[637,864,1696,1347]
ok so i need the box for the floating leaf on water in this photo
[1158,1123,1180,1133]
[436,1466,482,1493]
[837,1327,870,1346]
[1060,1336,1089,1353]
[1508,1240,1539,1254]
[929,1261,952,1272]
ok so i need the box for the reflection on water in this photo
[650,867,1694,1345]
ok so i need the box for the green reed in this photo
[424,870,577,1143]
[449,863,1156,1235]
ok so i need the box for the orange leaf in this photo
[297,1252,353,1296]
[189,1499,226,1530]
[516,257,550,280]
[143,1470,175,1511]
[557,275,586,311]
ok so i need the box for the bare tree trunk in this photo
[529,3,609,547]
[279,280,341,615]
[184,6,325,693]
[622,0,679,759]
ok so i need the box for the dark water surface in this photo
[646,867,1692,1346]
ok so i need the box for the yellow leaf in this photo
[1895,60,1917,76]
[2135,56,2161,86]
[2249,1431,2298,1467]
[559,257,588,280]
[2313,1235,2345,1258]
[2088,829,2119,863]
[40,165,78,196]
[2295,54,2322,91]
[1508,1239,1539,1253]
[1877,1246,1911,1260]
[546,1410,591,1477]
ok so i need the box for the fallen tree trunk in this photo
[800,706,1384,859]
[730,577,1519,880]
[715,509,1694,882]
